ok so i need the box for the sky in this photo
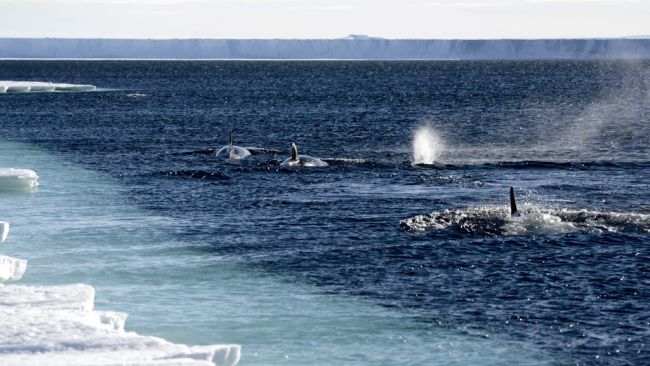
[0,0,649,39]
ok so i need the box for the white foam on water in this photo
[505,205,650,235]
[401,203,649,236]
[0,81,96,93]
[412,124,445,165]
[0,255,27,281]
[0,140,555,365]
[502,208,577,236]
[0,284,240,366]
[0,168,39,191]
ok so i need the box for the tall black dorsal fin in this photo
[510,187,518,216]
[291,143,298,161]
[228,130,234,158]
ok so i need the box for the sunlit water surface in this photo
[1,60,649,365]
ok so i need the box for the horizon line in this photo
[1,36,649,41]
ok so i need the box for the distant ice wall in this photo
[1,38,650,59]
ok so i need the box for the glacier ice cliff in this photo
[0,38,649,60]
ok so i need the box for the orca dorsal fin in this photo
[291,143,298,161]
[509,187,518,217]
[228,130,234,158]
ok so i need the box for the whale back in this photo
[216,145,251,159]
[280,142,327,167]
[280,154,328,167]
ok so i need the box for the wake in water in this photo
[400,205,650,236]
[411,125,445,165]
[146,170,231,180]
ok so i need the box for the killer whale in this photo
[216,131,252,160]
[185,131,280,157]
[280,143,328,168]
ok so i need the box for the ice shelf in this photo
[0,255,27,281]
[1,37,650,60]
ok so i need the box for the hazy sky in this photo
[1,0,648,39]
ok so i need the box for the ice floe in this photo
[0,168,39,191]
[0,221,8,242]
[0,213,240,366]
[0,255,27,281]
[400,205,650,236]
[51,83,96,92]
[0,81,96,93]
[0,282,241,365]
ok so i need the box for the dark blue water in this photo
[1,60,649,365]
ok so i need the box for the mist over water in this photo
[412,125,445,165]
[547,64,650,153]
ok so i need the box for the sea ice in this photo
[4,82,30,93]
[0,221,8,242]
[0,81,96,93]
[0,283,240,366]
[0,255,27,281]
[0,168,39,191]
[25,81,55,92]
[52,83,96,92]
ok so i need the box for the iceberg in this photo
[0,255,27,281]
[0,283,241,366]
[0,168,39,191]
[0,81,96,93]
[0,234,240,365]
[52,83,96,92]
[25,81,55,92]
[4,82,30,93]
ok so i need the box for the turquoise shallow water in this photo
[0,140,554,365]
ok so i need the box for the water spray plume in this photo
[412,125,445,165]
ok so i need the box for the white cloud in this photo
[529,0,638,2]
[418,0,637,6]
[312,5,356,10]
[421,2,513,7]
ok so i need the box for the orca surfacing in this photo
[280,143,328,168]
[510,187,519,217]
[216,130,252,160]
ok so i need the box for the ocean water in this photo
[0,60,649,365]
